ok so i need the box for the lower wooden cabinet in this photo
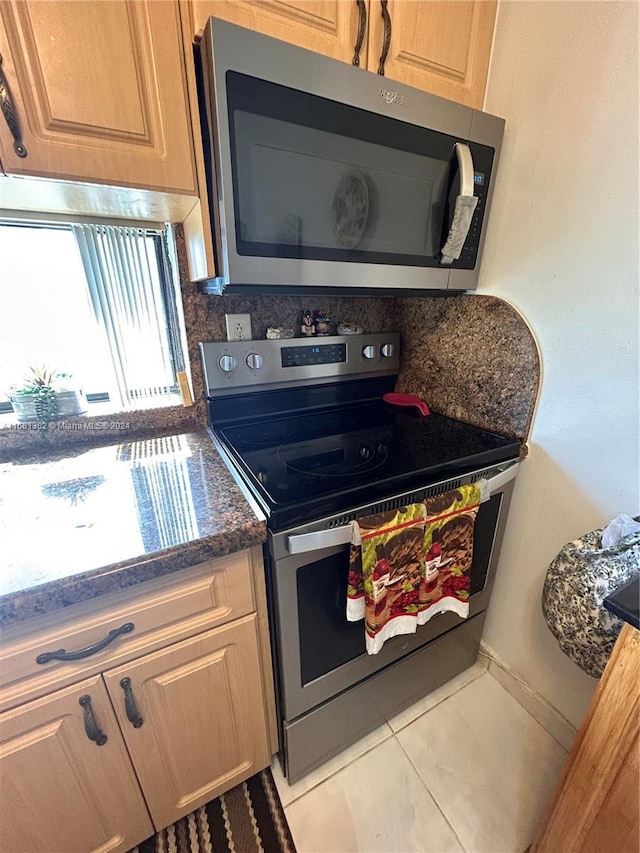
[104,614,270,830]
[0,553,273,852]
[0,675,153,853]
[531,622,640,852]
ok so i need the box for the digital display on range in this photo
[281,343,347,367]
[474,172,485,186]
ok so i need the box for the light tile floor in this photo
[273,664,568,853]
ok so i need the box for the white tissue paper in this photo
[601,514,640,549]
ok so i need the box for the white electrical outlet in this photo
[225,313,252,341]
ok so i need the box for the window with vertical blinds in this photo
[0,220,188,415]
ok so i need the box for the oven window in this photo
[470,494,502,595]
[226,71,494,270]
[295,493,502,685]
[297,552,365,685]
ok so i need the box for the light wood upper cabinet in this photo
[0,675,153,853]
[103,614,270,830]
[185,0,365,63]
[0,0,196,193]
[367,0,496,108]
[183,1,495,105]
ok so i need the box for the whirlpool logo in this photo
[378,87,404,106]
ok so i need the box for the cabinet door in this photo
[0,0,196,192]
[0,674,153,853]
[367,0,496,108]
[186,0,366,64]
[531,622,640,852]
[104,613,270,830]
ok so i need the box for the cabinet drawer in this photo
[0,551,254,712]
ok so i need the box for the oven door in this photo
[268,463,517,723]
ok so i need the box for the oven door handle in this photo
[287,526,354,555]
[286,462,519,554]
[483,462,519,497]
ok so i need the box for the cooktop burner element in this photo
[236,424,293,447]
[278,434,389,477]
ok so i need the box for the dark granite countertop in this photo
[604,575,640,631]
[0,431,266,627]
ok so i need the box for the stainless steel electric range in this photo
[200,334,521,783]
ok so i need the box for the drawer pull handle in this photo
[79,695,107,746]
[36,622,135,665]
[0,53,27,157]
[119,677,144,728]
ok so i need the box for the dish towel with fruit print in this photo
[347,485,482,654]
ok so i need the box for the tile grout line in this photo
[279,725,396,809]
[480,648,577,752]
[393,729,470,853]
[485,670,572,755]
[279,667,488,810]
[388,668,488,735]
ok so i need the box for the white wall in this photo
[479,0,639,727]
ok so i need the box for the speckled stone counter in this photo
[0,431,266,627]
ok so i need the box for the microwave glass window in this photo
[226,72,494,268]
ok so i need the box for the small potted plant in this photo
[7,366,87,423]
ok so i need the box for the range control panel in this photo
[200,334,400,395]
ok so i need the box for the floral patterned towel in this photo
[348,485,482,654]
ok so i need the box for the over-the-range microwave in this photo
[195,17,505,295]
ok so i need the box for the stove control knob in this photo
[246,352,263,371]
[362,345,376,359]
[218,354,237,373]
[381,343,395,358]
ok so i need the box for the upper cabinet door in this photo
[186,0,367,64]
[367,0,497,108]
[0,0,196,193]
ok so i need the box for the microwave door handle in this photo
[440,142,478,266]
[287,526,353,554]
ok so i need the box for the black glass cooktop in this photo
[213,399,521,530]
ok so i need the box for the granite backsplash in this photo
[395,295,540,441]
[0,224,540,459]
[176,223,539,443]
[180,287,398,427]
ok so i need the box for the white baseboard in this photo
[479,643,577,752]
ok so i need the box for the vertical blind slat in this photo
[71,223,180,409]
